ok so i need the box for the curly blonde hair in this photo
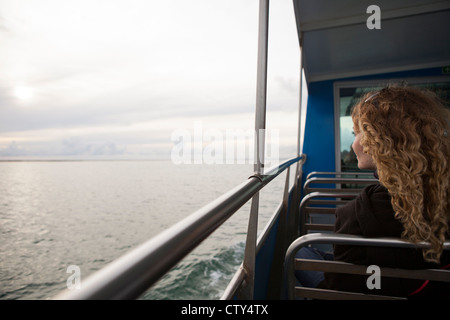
[352,85,450,263]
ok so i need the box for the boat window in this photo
[337,80,450,172]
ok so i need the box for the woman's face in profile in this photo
[352,131,376,170]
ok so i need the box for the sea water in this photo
[0,161,286,300]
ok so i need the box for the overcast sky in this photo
[0,0,302,160]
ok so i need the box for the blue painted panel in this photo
[253,218,279,299]
[302,80,336,180]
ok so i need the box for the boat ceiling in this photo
[293,0,450,83]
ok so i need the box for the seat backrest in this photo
[299,172,377,236]
[298,192,358,235]
[284,233,450,300]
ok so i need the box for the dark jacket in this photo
[319,182,450,299]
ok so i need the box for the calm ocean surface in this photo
[0,160,286,300]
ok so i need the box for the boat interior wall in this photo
[293,0,450,83]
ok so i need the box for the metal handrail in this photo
[304,177,377,188]
[284,233,450,300]
[305,171,375,180]
[54,155,305,300]
[303,176,378,194]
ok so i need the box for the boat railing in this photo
[221,155,306,299]
[284,233,450,300]
[54,155,306,300]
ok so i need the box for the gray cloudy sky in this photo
[0,0,302,160]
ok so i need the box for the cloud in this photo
[60,137,125,156]
[0,137,127,159]
[0,1,301,159]
[0,141,26,157]
[0,0,259,131]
